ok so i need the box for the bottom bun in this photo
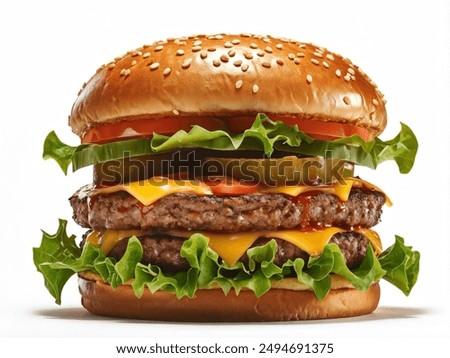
[78,272,380,321]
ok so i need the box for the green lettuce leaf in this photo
[378,235,420,295]
[33,220,420,304]
[32,219,82,304]
[43,114,418,174]
[42,132,85,175]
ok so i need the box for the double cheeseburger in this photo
[34,34,420,321]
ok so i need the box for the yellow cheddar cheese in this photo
[86,227,383,266]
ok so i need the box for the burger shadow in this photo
[33,307,109,321]
[33,306,430,324]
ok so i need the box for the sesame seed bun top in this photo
[69,34,387,139]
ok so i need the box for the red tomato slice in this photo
[225,116,372,141]
[82,117,226,144]
[203,176,260,195]
[82,115,372,144]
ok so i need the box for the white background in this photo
[1,0,449,356]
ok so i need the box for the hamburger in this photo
[34,33,420,321]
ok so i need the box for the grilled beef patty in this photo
[71,186,385,232]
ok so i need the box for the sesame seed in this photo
[257,50,265,57]
[296,52,305,57]
[306,74,313,83]
[351,75,356,81]
[193,40,202,46]
[220,54,229,63]
[241,63,249,72]
[131,60,137,66]
[228,49,236,57]
[155,45,164,51]
[276,58,284,65]
[343,57,352,65]
[244,52,253,60]
[335,69,342,77]
[294,58,301,64]
[207,47,216,52]
[108,63,116,69]
[150,62,160,70]
[322,61,329,68]
[235,80,243,89]
[252,84,259,93]
[343,96,351,105]
[348,68,356,75]
[176,49,185,56]
[173,109,180,115]
[132,51,142,57]
[192,46,202,52]
[231,39,240,45]
[263,37,270,43]
[344,75,351,82]
[163,67,171,76]
[382,98,387,104]
[124,68,131,76]
[299,44,306,48]
[241,33,251,37]
[265,46,273,53]
[313,52,323,58]
[224,41,233,48]
[276,44,283,50]
[233,60,242,67]
[326,54,335,61]
[215,34,223,40]
[213,59,221,67]
[143,52,151,58]
[181,59,192,69]
[372,99,379,106]
[288,53,295,60]
[200,51,208,59]
[262,61,271,68]
[311,58,320,65]
[250,43,258,49]
[120,68,127,76]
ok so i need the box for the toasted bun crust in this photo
[78,273,380,321]
[69,34,387,139]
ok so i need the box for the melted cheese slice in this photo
[92,177,213,206]
[260,177,391,205]
[207,227,345,265]
[86,227,383,266]
[92,177,390,208]
[260,180,354,201]
[86,229,147,254]
[207,228,382,266]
